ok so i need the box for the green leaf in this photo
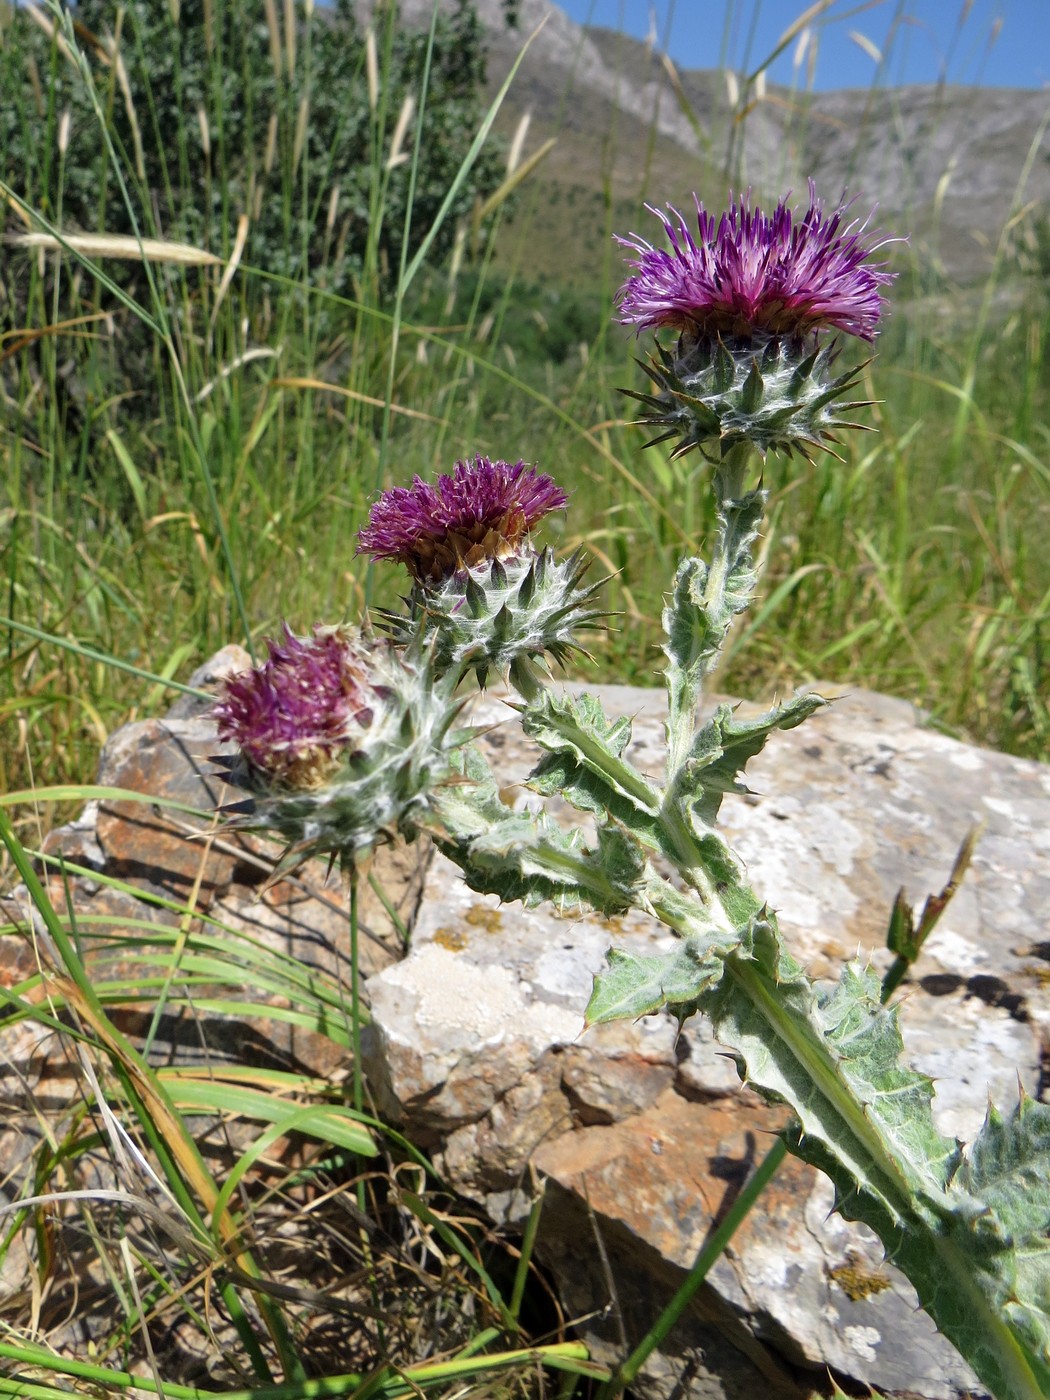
[0,784,209,816]
[160,1080,377,1157]
[527,749,664,852]
[951,1095,1050,1363]
[793,1117,1050,1400]
[589,896,1050,1396]
[594,823,648,897]
[440,811,644,918]
[885,888,917,961]
[887,823,982,965]
[673,694,827,826]
[585,931,740,1027]
[701,949,957,1210]
[522,689,663,838]
[105,427,148,520]
[729,956,1049,1400]
[813,965,961,1194]
[959,1095,1050,1243]
[431,743,645,916]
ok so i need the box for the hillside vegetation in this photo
[3,0,1046,822]
[0,3,1048,1398]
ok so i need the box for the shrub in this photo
[2,0,507,292]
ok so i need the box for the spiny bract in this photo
[376,547,607,690]
[213,629,464,869]
[624,333,872,462]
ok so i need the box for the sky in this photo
[556,1,1048,90]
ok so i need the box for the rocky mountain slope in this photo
[369,0,1050,285]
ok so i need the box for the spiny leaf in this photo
[947,1095,1050,1366]
[662,489,766,773]
[432,744,645,916]
[585,937,729,1026]
[522,689,662,836]
[524,689,634,758]
[527,750,664,852]
[957,1094,1050,1244]
[673,694,827,826]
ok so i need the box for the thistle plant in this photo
[213,189,1050,1400]
[615,182,892,462]
[212,623,467,873]
[357,455,606,695]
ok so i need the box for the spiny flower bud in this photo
[391,547,605,691]
[214,625,378,790]
[626,333,871,462]
[358,457,604,688]
[212,624,461,865]
[615,183,895,461]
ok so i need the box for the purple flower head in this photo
[616,183,894,344]
[357,455,568,584]
[214,625,377,789]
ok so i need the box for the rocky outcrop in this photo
[4,663,1048,1396]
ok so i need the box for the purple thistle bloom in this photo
[357,455,568,584]
[214,625,376,789]
[616,183,894,344]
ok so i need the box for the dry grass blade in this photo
[472,138,557,230]
[758,0,844,79]
[282,0,296,78]
[208,213,250,335]
[386,95,416,171]
[0,310,112,365]
[103,26,146,182]
[20,2,76,67]
[262,0,281,80]
[271,376,448,424]
[506,110,531,175]
[7,231,221,265]
[0,1188,214,1262]
[195,347,281,402]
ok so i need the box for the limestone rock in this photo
[6,662,1047,1397]
[362,682,1049,1399]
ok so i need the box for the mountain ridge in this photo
[363,0,1050,285]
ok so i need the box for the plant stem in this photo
[703,442,763,693]
[598,1136,789,1398]
[881,953,911,1004]
[701,443,756,644]
[348,862,364,1118]
[346,859,386,1348]
[712,440,753,508]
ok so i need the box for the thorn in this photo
[669,439,698,460]
[817,440,847,464]
[641,430,681,451]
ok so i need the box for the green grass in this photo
[6,265,1045,811]
[1,1,1048,1396]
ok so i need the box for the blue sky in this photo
[556,1,1048,90]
